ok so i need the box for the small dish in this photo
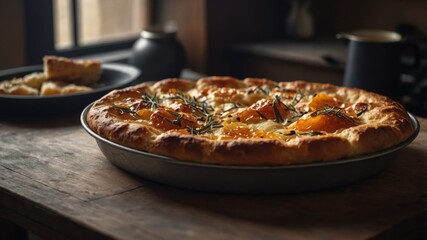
[0,63,141,115]
[81,104,420,194]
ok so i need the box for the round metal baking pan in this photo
[81,104,420,194]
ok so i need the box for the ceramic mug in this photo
[337,30,419,99]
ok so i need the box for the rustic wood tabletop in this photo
[0,112,426,240]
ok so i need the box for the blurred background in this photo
[0,0,426,116]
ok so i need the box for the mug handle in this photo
[401,41,420,73]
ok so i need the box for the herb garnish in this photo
[248,86,269,95]
[168,92,214,116]
[165,110,198,127]
[156,112,181,127]
[141,93,160,111]
[186,114,223,135]
[165,92,223,135]
[288,92,304,112]
[224,102,244,112]
[356,104,368,116]
[285,130,296,136]
[272,95,284,123]
[255,110,268,119]
[300,131,324,136]
[112,105,137,114]
[311,105,356,125]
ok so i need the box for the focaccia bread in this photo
[40,81,93,95]
[0,72,47,95]
[86,77,414,166]
[44,55,101,85]
[0,56,102,96]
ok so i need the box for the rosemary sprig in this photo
[292,92,304,105]
[272,95,284,123]
[165,110,199,127]
[186,114,223,135]
[284,130,296,136]
[224,102,244,112]
[255,110,268,119]
[356,104,368,116]
[112,105,137,114]
[311,105,356,125]
[154,112,180,127]
[141,93,160,111]
[248,86,269,95]
[286,92,304,113]
[300,131,324,136]
[282,130,323,136]
[168,92,214,116]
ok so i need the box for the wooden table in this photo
[1,112,426,240]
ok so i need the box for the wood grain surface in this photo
[0,112,426,240]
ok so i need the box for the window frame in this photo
[23,0,150,65]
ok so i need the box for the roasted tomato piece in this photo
[136,109,153,120]
[237,98,288,124]
[130,101,150,111]
[308,93,342,111]
[150,108,199,131]
[295,114,355,133]
[169,101,198,115]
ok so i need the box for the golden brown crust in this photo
[243,78,277,87]
[197,76,244,89]
[87,77,414,166]
[151,78,195,93]
[148,134,352,165]
[43,55,101,85]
